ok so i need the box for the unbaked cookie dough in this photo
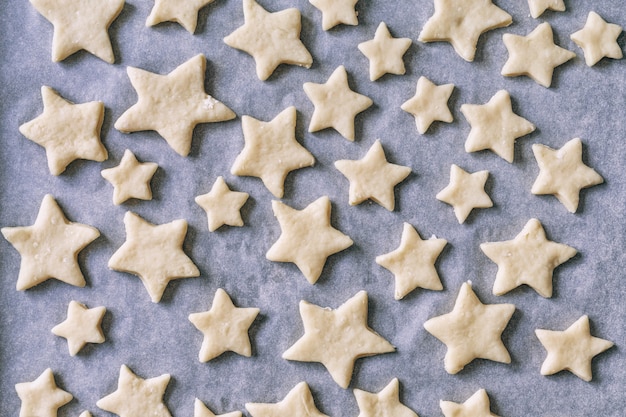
[570,12,623,67]
[309,0,359,31]
[358,22,411,81]
[195,176,249,231]
[195,398,242,417]
[436,165,493,224]
[101,149,158,205]
[354,378,417,417]
[527,0,565,19]
[15,368,73,417]
[246,382,328,417]
[401,76,454,134]
[440,389,499,417]
[146,0,217,33]
[51,300,106,356]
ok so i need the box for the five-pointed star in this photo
[29,0,124,63]
[223,0,312,80]
[247,382,328,417]
[195,176,249,231]
[436,165,493,224]
[115,54,235,156]
[97,365,172,417]
[266,196,353,284]
[231,106,315,198]
[335,140,411,211]
[146,0,216,33]
[358,22,412,81]
[1,194,100,290]
[108,211,200,303]
[423,282,515,374]
[19,86,107,175]
[51,300,106,356]
[304,65,373,141]
[571,12,623,67]
[480,218,576,298]
[188,288,259,362]
[195,398,242,417]
[501,23,576,88]
[310,0,359,31]
[376,223,447,300]
[440,389,499,417]
[354,378,417,417]
[527,0,565,19]
[15,368,73,417]
[401,76,454,134]
[283,291,395,388]
[535,315,614,381]
[531,138,604,213]
[418,0,512,62]
[460,90,535,162]
[101,149,158,205]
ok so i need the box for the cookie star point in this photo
[246,382,328,417]
[527,0,565,19]
[570,12,623,67]
[401,76,454,134]
[51,301,106,356]
[101,149,158,205]
[354,378,417,417]
[196,176,249,231]
[358,22,412,81]
[146,0,216,33]
[310,0,359,31]
[195,398,242,417]
[16,368,73,417]
[440,389,499,417]
[436,165,493,224]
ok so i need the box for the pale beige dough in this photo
[51,300,106,356]
[401,76,454,134]
[436,165,493,224]
[358,22,411,81]
[195,399,242,417]
[146,0,217,33]
[101,149,158,205]
[195,176,249,231]
[440,389,499,417]
[247,382,328,417]
[15,368,73,417]
[527,0,565,19]
[571,11,623,67]
[354,378,418,417]
[309,0,359,31]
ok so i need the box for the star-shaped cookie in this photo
[283,291,395,388]
[97,365,172,417]
[424,282,515,374]
[440,389,499,417]
[52,300,106,356]
[188,288,259,362]
[531,138,604,213]
[108,211,199,303]
[19,86,107,175]
[16,368,73,417]
[436,165,493,224]
[304,65,373,141]
[480,218,576,298]
[527,0,565,19]
[29,0,124,63]
[195,176,249,231]
[246,382,328,417]
[535,315,613,381]
[231,106,315,198]
[376,223,447,300]
[354,378,417,417]
[146,0,216,33]
[115,54,235,156]
[570,12,623,67]
[223,0,312,80]
[502,23,575,88]
[195,399,242,417]
[334,140,411,211]
[310,0,359,31]
[358,22,411,81]
[418,0,512,62]
[2,194,100,290]
[101,149,158,205]
[266,196,353,284]
[460,90,535,162]
[401,76,454,134]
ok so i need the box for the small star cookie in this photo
[246,382,328,417]
[358,22,411,81]
[52,300,106,356]
[147,0,216,33]
[436,165,493,224]
[401,76,454,134]
[570,12,623,67]
[354,378,417,417]
[2,194,100,290]
[535,315,614,381]
[195,176,249,231]
[283,291,395,388]
[424,282,515,374]
[101,149,158,205]
[195,399,242,417]
[527,0,565,19]
[440,389,499,417]
[16,368,73,417]
[531,138,604,213]
[115,54,235,156]
[224,0,312,80]
[19,86,107,175]
[309,0,359,31]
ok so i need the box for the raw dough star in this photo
[29,0,124,63]
[423,282,515,374]
[440,389,499,417]
[195,399,242,417]
[15,368,73,417]
[108,211,199,303]
[2,194,100,290]
[334,140,411,211]
[283,291,395,388]
[460,90,535,163]
[188,288,259,362]
[401,76,454,134]
[480,218,576,298]
[147,0,216,33]
[418,0,512,62]
[195,176,249,231]
[527,0,565,19]
[266,196,353,284]
[101,149,158,205]
[223,0,312,80]
[570,12,623,67]
[502,23,576,88]
[115,54,235,156]
[354,378,417,417]
[231,106,315,198]
[246,382,328,417]
[358,22,412,81]
[304,65,373,141]
[436,165,493,224]
[19,86,107,175]
[535,315,613,381]
[51,300,106,356]
[310,0,359,31]
[376,223,447,300]
[97,365,172,417]
[531,138,604,213]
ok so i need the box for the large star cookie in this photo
[52,300,106,356]
[436,165,493,224]
[101,149,158,205]
[246,382,328,417]
[146,0,217,33]
[195,399,242,417]
[195,176,249,231]
[354,378,417,417]
[358,22,411,81]
[15,368,73,417]
[401,76,454,134]
[570,12,623,67]
[309,0,359,31]
[527,0,565,19]
[440,389,499,417]
[115,54,235,156]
